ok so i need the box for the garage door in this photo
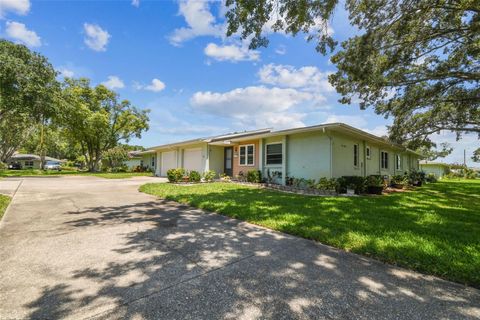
[184,148,203,173]
[161,151,177,176]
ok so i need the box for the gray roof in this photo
[9,154,62,162]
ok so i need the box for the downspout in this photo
[362,140,367,177]
[324,128,333,179]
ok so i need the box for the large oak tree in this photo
[225,0,479,149]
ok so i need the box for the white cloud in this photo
[0,0,30,18]
[204,42,259,62]
[58,68,74,78]
[5,21,41,47]
[190,86,312,129]
[323,115,368,128]
[169,0,223,45]
[102,76,125,89]
[83,23,110,52]
[131,0,140,7]
[429,131,479,167]
[258,63,334,92]
[275,45,287,55]
[135,78,166,92]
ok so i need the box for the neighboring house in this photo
[7,154,63,169]
[124,151,143,170]
[419,161,450,178]
[140,123,422,184]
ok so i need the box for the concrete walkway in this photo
[0,176,478,320]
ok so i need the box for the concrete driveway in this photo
[0,176,478,320]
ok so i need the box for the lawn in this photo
[140,179,480,287]
[0,170,153,179]
[0,194,11,220]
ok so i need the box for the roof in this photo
[9,154,63,162]
[141,123,423,157]
[419,160,450,167]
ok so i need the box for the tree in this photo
[103,146,129,171]
[472,148,480,163]
[0,112,35,163]
[0,40,61,168]
[225,0,479,148]
[61,78,149,171]
[418,142,453,162]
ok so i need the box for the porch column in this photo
[258,138,264,176]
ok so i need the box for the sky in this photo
[0,0,478,166]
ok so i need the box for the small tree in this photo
[103,146,129,171]
[472,148,480,163]
[61,78,149,172]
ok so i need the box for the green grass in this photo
[0,194,11,220]
[140,179,480,287]
[0,169,153,179]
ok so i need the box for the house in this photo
[140,123,422,184]
[419,161,450,178]
[124,151,143,170]
[7,154,63,169]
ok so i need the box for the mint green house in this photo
[140,123,422,184]
[419,161,450,178]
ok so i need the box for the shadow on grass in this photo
[23,181,480,319]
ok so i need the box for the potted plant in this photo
[366,175,384,195]
[391,175,407,189]
[346,183,356,195]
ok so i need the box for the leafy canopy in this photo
[225,0,480,148]
[61,78,149,171]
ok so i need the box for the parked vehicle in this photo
[44,161,62,171]
[8,162,22,170]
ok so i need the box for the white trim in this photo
[238,144,255,166]
[265,142,283,166]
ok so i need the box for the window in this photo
[381,151,389,169]
[266,143,283,165]
[366,146,371,159]
[151,156,155,167]
[396,154,401,170]
[239,144,255,166]
[353,144,359,167]
[25,161,34,167]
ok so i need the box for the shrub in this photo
[425,173,437,183]
[167,168,185,183]
[338,176,366,194]
[408,170,426,186]
[189,170,201,182]
[237,171,247,182]
[316,177,338,191]
[203,170,216,182]
[0,162,7,170]
[366,175,383,187]
[391,174,408,186]
[247,170,262,183]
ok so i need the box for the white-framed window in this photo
[25,161,34,167]
[366,146,371,159]
[353,144,359,167]
[151,155,155,167]
[239,144,255,166]
[381,151,389,169]
[266,143,283,165]
[396,154,401,170]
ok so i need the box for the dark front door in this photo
[224,147,233,177]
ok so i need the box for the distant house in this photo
[419,161,450,178]
[124,151,143,170]
[7,154,63,169]
[139,123,422,184]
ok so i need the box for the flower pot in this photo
[367,186,383,195]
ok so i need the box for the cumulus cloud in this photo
[204,42,259,62]
[323,115,368,128]
[258,63,334,92]
[275,45,287,55]
[0,0,30,18]
[83,23,110,51]
[190,86,312,128]
[58,68,75,78]
[5,21,41,47]
[102,76,125,89]
[169,0,223,45]
[135,78,166,92]
[131,0,140,7]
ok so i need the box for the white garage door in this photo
[184,148,203,173]
[161,151,177,176]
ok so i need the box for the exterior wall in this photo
[125,159,141,170]
[286,131,331,180]
[232,139,260,177]
[420,164,447,178]
[208,145,224,176]
[141,154,156,172]
[331,132,365,178]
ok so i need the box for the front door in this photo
[224,147,233,177]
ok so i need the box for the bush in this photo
[391,174,408,186]
[189,170,201,182]
[246,170,262,183]
[316,177,338,191]
[425,173,438,183]
[0,162,7,170]
[366,175,383,187]
[203,170,216,182]
[338,176,366,194]
[408,170,426,186]
[167,168,185,183]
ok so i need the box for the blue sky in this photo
[0,0,477,165]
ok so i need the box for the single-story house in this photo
[140,123,422,184]
[124,151,143,170]
[419,161,450,178]
[7,154,63,169]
